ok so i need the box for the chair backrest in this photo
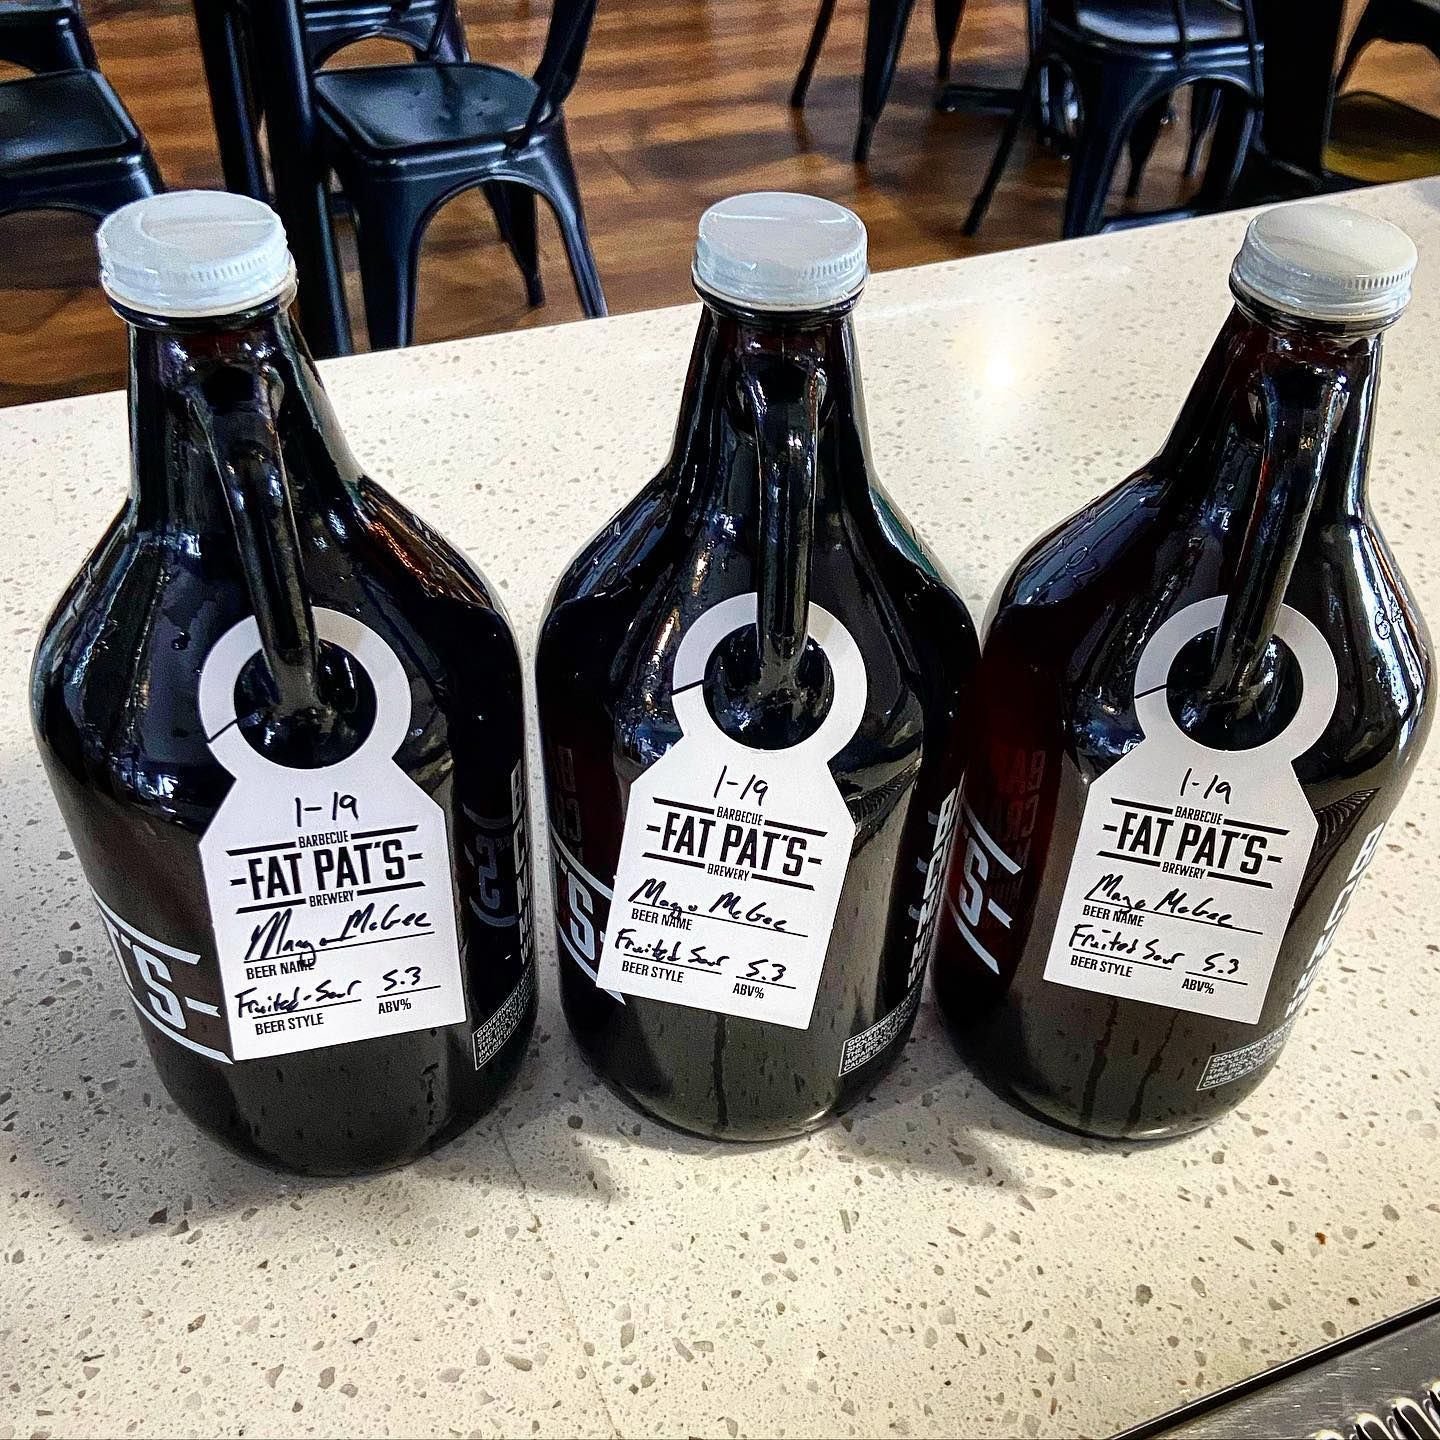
[525,0,596,127]
[1045,0,1264,96]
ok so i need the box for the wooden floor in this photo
[2,0,1437,406]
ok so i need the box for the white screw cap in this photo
[97,190,295,318]
[1231,202,1417,326]
[693,192,868,311]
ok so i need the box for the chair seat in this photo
[1072,0,1248,46]
[315,63,540,155]
[1325,89,1440,183]
[0,72,142,171]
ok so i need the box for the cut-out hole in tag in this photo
[1166,629,1303,751]
[234,638,380,769]
[703,628,835,750]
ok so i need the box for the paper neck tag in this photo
[1042,596,1338,1025]
[595,591,865,1029]
[196,608,466,1060]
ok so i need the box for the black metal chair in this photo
[190,0,468,201]
[313,0,604,350]
[0,0,97,71]
[965,0,1263,238]
[0,70,162,221]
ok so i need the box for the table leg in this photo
[190,0,267,200]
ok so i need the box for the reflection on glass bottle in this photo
[537,193,978,1141]
[30,193,535,1175]
[934,204,1433,1139]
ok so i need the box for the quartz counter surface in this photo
[4,181,1440,1440]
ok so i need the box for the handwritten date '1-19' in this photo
[712,765,768,808]
[296,790,360,827]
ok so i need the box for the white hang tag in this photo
[1043,596,1338,1025]
[197,609,466,1061]
[596,592,865,1030]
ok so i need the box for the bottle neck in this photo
[666,298,873,518]
[125,300,362,533]
[659,294,874,729]
[1160,299,1386,520]
[1154,298,1389,740]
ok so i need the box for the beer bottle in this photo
[537,193,978,1140]
[934,204,1433,1138]
[31,192,536,1174]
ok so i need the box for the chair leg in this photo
[1125,96,1169,200]
[962,53,1043,237]
[191,0,267,200]
[546,192,605,317]
[1184,80,1222,178]
[429,2,469,62]
[1062,70,1154,239]
[520,129,606,318]
[933,0,966,81]
[484,181,543,307]
[1192,86,1257,213]
[482,180,515,247]
[349,183,427,350]
[855,0,918,163]
[792,0,838,108]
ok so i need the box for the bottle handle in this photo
[740,352,827,694]
[1206,356,1348,697]
[190,364,323,717]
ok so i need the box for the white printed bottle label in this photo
[596,592,865,1030]
[1042,596,1338,1025]
[197,609,466,1061]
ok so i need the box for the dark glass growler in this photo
[31,192,535,1175]
[934,203,1433,1140]
[536,193,977,1141]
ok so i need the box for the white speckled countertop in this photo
[4,180,1439,1440]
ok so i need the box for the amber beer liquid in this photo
[537,194,977,1140]
[934,204,1433,1139]
[31,193,535,1174]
